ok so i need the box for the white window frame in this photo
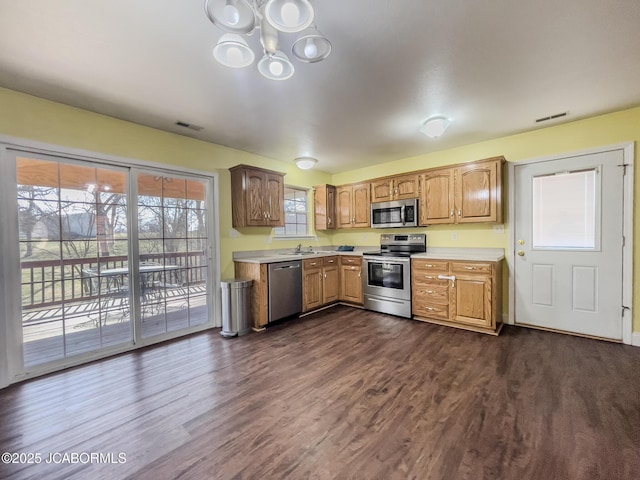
[273,185,316,239]
[0,134,221,387]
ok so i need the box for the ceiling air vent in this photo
[535,111,568,123]
[174,121,204,132]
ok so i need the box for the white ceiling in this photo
[1,0,639,173]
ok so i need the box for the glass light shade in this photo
[204,0,256,34]
[213,34,255,68]
[295,157,317,170]
[420,117,451,138]
[257,50,295,80]
[265,0,314,33]
[291,26,331,63]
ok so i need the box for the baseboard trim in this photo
[632,332,640,347]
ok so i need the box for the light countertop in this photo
[233,247,504,264]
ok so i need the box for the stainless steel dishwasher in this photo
[268,260,302,323]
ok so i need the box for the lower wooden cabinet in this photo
[339,255,363,305]
[303,256,339,312]
[412,258,502,334]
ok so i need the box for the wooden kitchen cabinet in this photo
[314,184,337,230]
[336,183,370,228]
[230,165,285,228]
[234,261,269,329]
[302,258,323,312]
[339,255,363,305]
[302,256,339,312]
[419,157,504,226]
[412,258,503,334]
[370,174,420,202]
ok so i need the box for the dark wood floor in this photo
[1,306,639,480]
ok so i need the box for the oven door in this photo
[363,256,411,300]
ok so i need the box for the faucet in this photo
[294,243,302,253]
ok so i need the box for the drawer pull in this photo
[464,266,477,270]
[426,290,435,294]
[425,307,436,312]
[425,264,435,268]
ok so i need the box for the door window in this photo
[532,168,600,250]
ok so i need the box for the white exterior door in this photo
[514,150,625,339]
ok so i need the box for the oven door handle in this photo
[437,274,456,288]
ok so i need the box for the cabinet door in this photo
[455,160,501,223]
[245,170,267,226]
[371,179,393,202]
[302,268,323,312]
[340,265,363,304]
[326,185,336,229]
[451,274,493,327]
[419,169,455,225]
[336,186,353,228]
[314,184,336,230]
[351,183,371,228]
[323,265,339,304]
[393,174,420,200]
[265,173,284,226]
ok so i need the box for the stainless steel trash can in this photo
[220,278,253,337]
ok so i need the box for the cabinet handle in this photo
[328,218,332,225]
[425,264,435,267]
[425,307,436,312]
[424,275,435,279]
[426,290,435,294]
[450,210,454,217]
[464,266,477,270]
[358,271,361,278]
[324,273,327,278]
[458,209,461,216]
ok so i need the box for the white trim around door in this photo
[507,142,634,344]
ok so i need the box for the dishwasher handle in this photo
[273,264,300,270]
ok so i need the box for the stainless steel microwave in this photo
[370,198,418,228]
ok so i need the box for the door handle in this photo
[517,250,525,257]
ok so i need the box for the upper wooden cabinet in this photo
[336,183,370,228]
[371,174,420,202]
[419,157,504,226]
[314,184,337,230]
[230,165,285,228]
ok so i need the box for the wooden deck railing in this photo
[21,251,207,310]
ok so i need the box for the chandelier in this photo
[204,0,331,80]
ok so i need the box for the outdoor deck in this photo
[21,284,208,367]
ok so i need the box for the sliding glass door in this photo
[136,173,210,338]
[12,152,215,372]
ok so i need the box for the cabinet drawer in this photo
[452,262,492,275]
[413,301,449,320]
[412,259,449,272]
[303,258,322,270]
[340,255,362,266]
[323,256,338,266]
[412,272,449,286]
[413,284,449,304]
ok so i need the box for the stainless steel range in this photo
[362,234,426,318]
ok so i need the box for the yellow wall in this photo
[1,87,638,332]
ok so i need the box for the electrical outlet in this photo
[452,232,459,241]
[493,225,505,234]
[229,229,240,238]
[265,235,272,244]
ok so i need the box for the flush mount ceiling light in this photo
[205,0,331,80]
[420,116,451,138]
[295,157,317,170]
